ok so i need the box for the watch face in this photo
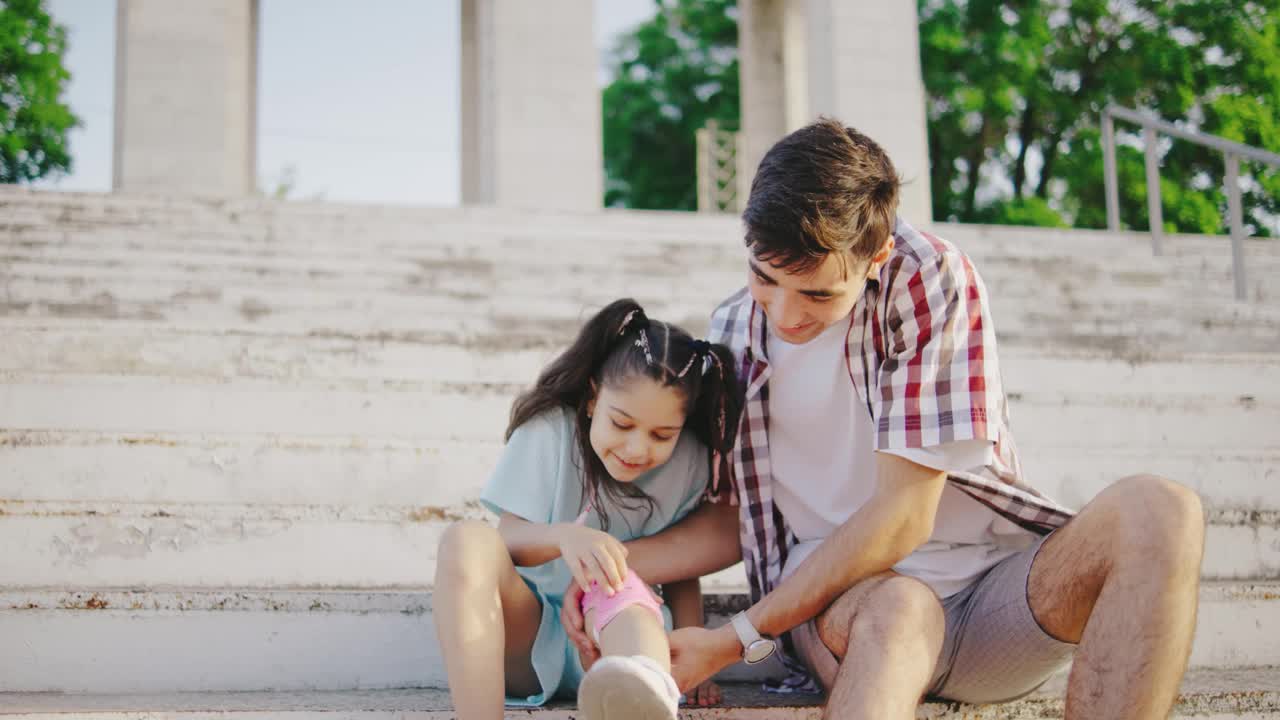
[744,638,776,665]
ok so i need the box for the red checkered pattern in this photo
[709,220,1075,613]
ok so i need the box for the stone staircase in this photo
[0,187,1276,717]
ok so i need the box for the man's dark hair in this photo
[743,117,900,274]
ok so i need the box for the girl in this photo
[433,299,741,720]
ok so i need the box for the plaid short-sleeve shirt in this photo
[709,219,1075,615]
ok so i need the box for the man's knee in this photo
[435,519,504,586]
[850,576,945,640]
[1098,475,1206,577]
[817,575,943,658]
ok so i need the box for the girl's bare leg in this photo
[588,606,671,671]
[435,520,545,719]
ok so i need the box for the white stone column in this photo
[113,0,257,196]
[737,0,787,201]
[460,0,601,211]
[812,1,932,225]
[738,0,933,224]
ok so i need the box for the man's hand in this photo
[668,625,741,693]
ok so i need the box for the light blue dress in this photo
[478,406,709,706]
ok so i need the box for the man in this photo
[567,118,1205,719]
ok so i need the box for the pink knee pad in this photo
[579,568,664,643]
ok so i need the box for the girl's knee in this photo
[435,520,504,585]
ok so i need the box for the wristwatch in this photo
[729,611,777,665]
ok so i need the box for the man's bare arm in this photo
[626,500,741,585]
[746,453,946,636]
[676,454,947,675]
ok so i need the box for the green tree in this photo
[0,0,77,184]
[920,0,1280,236]
[601,0,739,209]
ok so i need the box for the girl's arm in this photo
[497,513,630,594]
[496,512,566,567]
[663,577,706,630]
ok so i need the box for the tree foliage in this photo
[601,0,739,210]
[601,0,1278,233]
[920,0,1280,235]
[0,0,77,184]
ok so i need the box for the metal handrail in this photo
[1101,105,1280,300]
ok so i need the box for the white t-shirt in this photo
[767,319,1035,598]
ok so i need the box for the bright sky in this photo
[37,0,655,206]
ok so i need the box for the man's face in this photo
[747,242,891,345]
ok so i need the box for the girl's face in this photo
[587,376,687,482]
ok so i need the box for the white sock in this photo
[624,655,681,704]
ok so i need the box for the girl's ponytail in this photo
[690,341,741,503]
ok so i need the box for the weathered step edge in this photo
[2,667,1280,719]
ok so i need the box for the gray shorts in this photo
[789,533,1075,704]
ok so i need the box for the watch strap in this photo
[730,611,763,651]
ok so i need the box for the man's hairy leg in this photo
[1028,475,1205,719]
[815,572,945,720]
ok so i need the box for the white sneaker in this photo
[577,655,680,720]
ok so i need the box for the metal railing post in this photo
[1102,110,1120,232]
[1224,153,1247,301]
[1143,124,1164,256]
[1099,106,1280,302]
[695,126,711,213]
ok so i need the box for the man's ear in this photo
[866,236,895,278]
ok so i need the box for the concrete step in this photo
[2,362,1276,586]
[4,295,1273,356]
[10,215,1277,280]
[1,497,1272,587]
[3,372,1275,454]
[4,314,1276,378]
[0,289,712,347]
[2,186,1272,256]
[4,256,1275,354]
[4,428,1276,514]
[4,252,1271,330]
[17,249,1258,323]
[0,246,743,302]
[0,213,740,253]
[4,192,1276,295]
[3,323,1277,392]
[7,227,1270,305]
[6,215,1276,354]
[3,668,1280,718]
[0,586,1274,694]
[0,219,742,256]
[0,272,743,323]
[6,222,1275,306]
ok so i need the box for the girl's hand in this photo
[684,679,723,707]
[557,524,629,594]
